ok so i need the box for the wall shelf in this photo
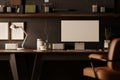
[0,13,119,18]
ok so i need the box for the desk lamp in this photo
[10,24,28,50]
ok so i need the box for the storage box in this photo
[5,43,18,50]
[52,43,64,50]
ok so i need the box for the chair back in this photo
[108,38,120,71]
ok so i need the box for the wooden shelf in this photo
[0,13,119,18]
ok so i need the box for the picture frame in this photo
[0,22,9,40]
[10,22,24,40]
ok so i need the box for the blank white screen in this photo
[61,20,99,42]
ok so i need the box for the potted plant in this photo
[104,27,111,49]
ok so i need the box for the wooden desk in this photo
[0,49,36,80]
[0,49,107,80]
[31,49,107,80]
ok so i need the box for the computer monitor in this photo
[61,20,99,49]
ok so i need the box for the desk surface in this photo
[0,49,107,54]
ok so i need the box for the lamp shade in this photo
[10,24,21,29]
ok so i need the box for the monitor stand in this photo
[75,42,85,50]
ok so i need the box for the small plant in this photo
[105,27,111,40]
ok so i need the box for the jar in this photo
[6,6,12,13]
[92,4,98,13]
[37,38,44,50]
[100,6,105,13]
[43,2,50,13]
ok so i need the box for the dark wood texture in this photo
[0,13,120,18]
[0,49,107,54]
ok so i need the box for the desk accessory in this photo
[104,27,111,49]
[10,23,28,50]
[52,43,64,50]
[6,6,12,13]
[0,5,5,13]
[37,38,45,50]
[14,5,21,13]
[100,6,105,13]
[43,0,50,13]
[5,43,18,50]
[42,0,53,13]
[36,38,48,50]
[92,4,98,13]
[25,5,36,13]
[37,38,41,50]
[75,42,85,50]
